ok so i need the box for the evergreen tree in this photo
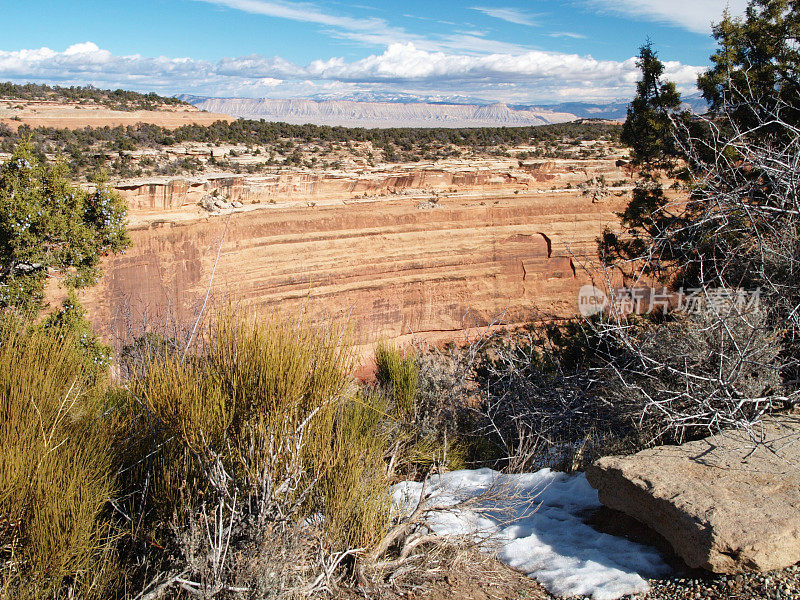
[621,42,683,168]
[601,43,684,277]
[0,142,129,311]
[698,0,800,128]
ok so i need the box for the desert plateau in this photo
[2,2,799,599]
[0,98,233,130]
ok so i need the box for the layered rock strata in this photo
[189,98,576,128]
[116,158,618,212]
[79,190,624,346]
[72,155,631,350]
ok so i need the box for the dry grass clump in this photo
[0,318,116,599]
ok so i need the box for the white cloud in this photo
[196,0,426,49]
[197,0,386,33]
[547,32,587,39]
[471,6,540,27]
[62,41,105,56]
[584,0,748,34]
[0,41,707,103]
[196,0,540,54]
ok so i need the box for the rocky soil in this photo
[387,548,800,600]
[644,564,800,600]
[589,505,800,599]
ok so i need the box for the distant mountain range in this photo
[528,101,631,120]
[529,95,708,120]
[309,91,493,105]
[180,97,577,128]
[178,93,708,128]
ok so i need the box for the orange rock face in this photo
[79,167,627,349]
[115,158,617,212]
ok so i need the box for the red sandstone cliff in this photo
[79,162,628,348]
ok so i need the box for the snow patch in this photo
[393,468,670,600]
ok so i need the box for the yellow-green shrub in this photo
[318,391,391,549]
[374,341,419,418]
[0,318,116,599]
[122,310,392,562]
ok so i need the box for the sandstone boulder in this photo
[200,194,216,211]
[587,416,800,573]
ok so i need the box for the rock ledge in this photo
[587,416,800,573]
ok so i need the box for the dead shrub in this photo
[594,297,785,444]
[470,296,787,471]
[472,321,643,472]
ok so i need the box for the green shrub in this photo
[0,143,129,311]
[118,310,392,589]
[374,341,419,419]
[318,391,392,549]
[41,291,114,375]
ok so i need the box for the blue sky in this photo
[0,0,746,103]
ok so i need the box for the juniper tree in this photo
[593,1,800,437]
[621,41,683,168]
[0,142,129,312]
[698,0,800,130]
[600,42,685,278]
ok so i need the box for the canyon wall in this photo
[117,158,612,212]
[80,187,626,348]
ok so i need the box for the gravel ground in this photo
[586,508,800,600]
[642,564,800,600]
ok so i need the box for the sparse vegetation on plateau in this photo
[0,119,621,180]
[0,81,189,111]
